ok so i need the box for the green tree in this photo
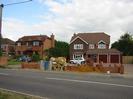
[0,49,2,57]
[31,52,40,62]
[111,33,133,55]
[45,41,69,58]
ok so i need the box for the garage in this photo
[99,55,107,63]
[110,55,119,63]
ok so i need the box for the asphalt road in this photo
[0,69,133,99]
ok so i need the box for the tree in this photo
[31,52,40,62]
[0,49,2,57]
[111,33,133,55]
[45,41,69,58]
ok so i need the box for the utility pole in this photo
[0,4,3,55]
[0,0,32,56]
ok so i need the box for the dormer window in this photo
[33,41,39,46]
[98,40,106,49]
[89,44,94,49]
[74,44,83,49]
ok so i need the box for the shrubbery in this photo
[31,52,40,62]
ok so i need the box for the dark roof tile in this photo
[17,35,49,42]
[1,38,15,45]
[71,32,110,44]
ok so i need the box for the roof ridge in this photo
[70,32,110,44]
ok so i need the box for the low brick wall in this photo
[65,64,124,74]
[21,62,40,69]
[0,57,8,66]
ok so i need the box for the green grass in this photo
[8,59,21,65]
[0,89,41,99]
[0,90,30,99]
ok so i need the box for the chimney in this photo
[73,33,76,37]
[51,33,55,48]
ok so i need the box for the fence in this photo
[122,56,133,64]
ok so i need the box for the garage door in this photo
[110,55,119,63]
[99,55,107,63]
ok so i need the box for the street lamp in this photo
[0,0,32,55]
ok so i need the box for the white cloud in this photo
[2,18,47,41]
[37,0,133,43]
[2,0,133,44]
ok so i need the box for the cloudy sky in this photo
[1,0,133,44]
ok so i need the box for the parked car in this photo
[18,55,31,62]
[70,57,85,64]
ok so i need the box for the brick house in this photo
[1,38,15,55]
[15,34,55,58]
[70,32,122,63]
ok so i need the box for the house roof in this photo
[1,38,15,45]
[70,32,110,44]
[17,35,49,42]
[87,49,122,54]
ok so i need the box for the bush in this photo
[31,52,40,62]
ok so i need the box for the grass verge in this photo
[0,89,43,99]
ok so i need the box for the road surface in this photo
[0,69,133,99]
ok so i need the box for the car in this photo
[70,58,85,64]
[18,55,31,62]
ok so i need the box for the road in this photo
[0,69,133,99]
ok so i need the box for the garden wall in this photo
[0,57,8,66]
[21,62,40,69]
[65,64,124,74]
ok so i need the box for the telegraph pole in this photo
[0,4,3,55]
[0,0,32,55]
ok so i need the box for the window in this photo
[17,42,21,46]
[26,42,29,46]
[89,44,94,49]
[98,44,106,49]
[33,41,39,46]
[73,54,83,60]
[98,41,106,49]
[74,44,83,49]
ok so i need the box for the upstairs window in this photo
[33,41,39,46]
[17,42,21,46]
[98,41,106,49]
[89,44,94,49]
[73,54,83,60]
[26,42,29,46]
[74,44,83,49]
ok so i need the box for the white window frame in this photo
[73,54,83,60]
[26,42,29,46]
[98,40,106,49]
[33,41,39,46]
[17,42,21,46]
[98,44,106,49]
[89,44,95,49]
[74,44,83,49]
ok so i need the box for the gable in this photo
[70,36,88,44]
[98,40,106,44]
[70,32,110,44]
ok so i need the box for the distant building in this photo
[70,32,122,63]
[1,38,15,55]
[15,34,55,58]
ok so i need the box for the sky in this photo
[0,0,133,44]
